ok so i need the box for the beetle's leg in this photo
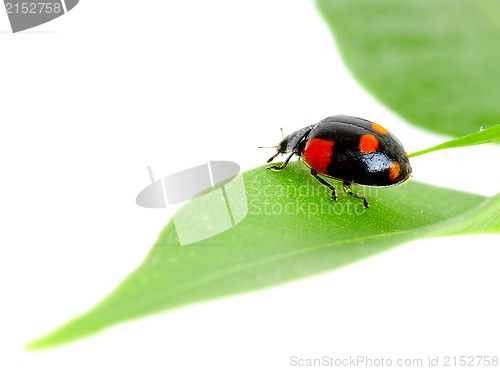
[343,181,369,209]
[310,170,337,201]
[266,151,281,163]
[267,152,294,171]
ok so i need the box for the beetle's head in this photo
[261,126,313,163]
[264,136,288,163]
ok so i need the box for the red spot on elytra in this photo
[303,138,334,174]
[371,122,388,135]
[359,134,379,153]
[389,162,401,181]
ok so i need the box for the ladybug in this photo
[264,115,412,208]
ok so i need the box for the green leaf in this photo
[409,124,500,157]
[316,0,500,138]
[27,160,500,349]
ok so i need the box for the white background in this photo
[1,1,499,369]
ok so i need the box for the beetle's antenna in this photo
[259,127,283,162]
[280,127,284,140]
[258,145,280,162]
